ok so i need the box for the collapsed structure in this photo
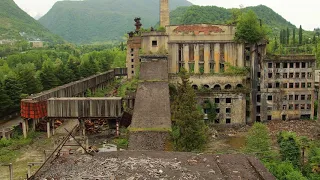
[126,0,316,126]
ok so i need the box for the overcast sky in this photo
[13,0,319,30]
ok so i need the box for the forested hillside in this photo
[39,0,192,44]
[0,43,126,118]
[170,5,295,36]
[0,0,63,44]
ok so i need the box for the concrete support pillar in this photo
[47,120,51,138]
[9,163,13,180]
[22,119,27,138]
[183,44,189,72]
[52,119,55,136]
[27,165,31,178]
[82,120,86,136]
[26,119,29,133]
[237,44,245,67]
[170,44,179,73]
[214,43,220,73]
[204,44,210,74]
[86,137,89,150]
[2,129,5,139]
[194,44,200,74]
[116,119,120,137]
[32,119,36,131]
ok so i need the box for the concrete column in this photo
[2,129,5,139]
[116,119,120,137]
[183,44,190,72]
[26,119,29,133]
[170,44,179,73]
[52,119,55,136]
[47,121,51,138]
[204,44,210,74]
[9,163,13,180]
[32,119,36,131]
[82,120,86,136]
[194,44,200,74]
[22,119,27,138]
[27,165,31,178]
[237,44,245,67]
[214,43,220,73]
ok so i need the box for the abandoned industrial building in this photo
[126,0,317,125]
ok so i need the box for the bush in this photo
[113,138,128,149]
[0,138,12,148]
[245,123,271,157]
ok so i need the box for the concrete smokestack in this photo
[160,0,169,27]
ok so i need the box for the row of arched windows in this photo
[192,84,244,90]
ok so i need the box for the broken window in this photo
[289,73,294,78]
[283,73,288,78]
[302,72,306,78]
[283,83,288,88]
[267,115,272,121]
[308,73,312,79]
[131,59,134,62]
[295,95,299,100]
[257,72,261,78]
[295,104,299,110]
[283,105,287,110]
[283,63,288,68]
[301,83,306,88]
[296,62,300,68]
[307,104,311,110]
[268,63,273,68]
[295,83,299,88]
[215,98,220,104]
[226,98,231,103]
[256,106,261,113]
[220,63,225,73]
[289,95,293,100]
[289,83,294,88]
[226,108,231,114]
[276,63,280,68]
[215,119,220,124]
[307,95,311,100]
[268,95,273,101]
[267,106,273,111]
[289,104,294,110]
[257,95,261,102]
[152,40,158,46]
[290,63,294,68]
[301,104,305,110]
[301,95,306,100]
[131,65,134,68]
[283,95,287,100]
[276,73,280,78]
[302,62,306,68]
[216,108,220,113]
[226,118,231,124]
[268,83,273,88]
[268,73,273,78]
[276,82,280,88]
[295,72,300,78]
[307,83,312,88]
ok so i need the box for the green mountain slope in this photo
[170,5,296,36]
[39,0,192,44]
[0,0,63,43]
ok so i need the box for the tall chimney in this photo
[160,0,169,27]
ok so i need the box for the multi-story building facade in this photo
[125,0,316,125]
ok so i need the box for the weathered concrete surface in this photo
[35,151,275,180]
[129,58,171,151]
[129,131,170,151]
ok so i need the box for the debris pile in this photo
[85,119,109,134]
[36,119,64,132]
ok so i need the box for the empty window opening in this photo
[307,83,312,88]
[215,119,220,124]
[301,83,306,88]
[220,63,225,73]
[268,73,273,78]
[301,95,306,100]
[290,63,294,68]
[282,115,286,121]
[267,115,272,121]
[256,106,261,113]
[276,63,280,68]
[131,59,134,62]
[256,116,261,122]
[226,118,231,124]
[283,73,288,78]
[226,108,231,114]
[268,83,273,88]
[295,95,299,101]
[131,48,134,52]
[215,98,220,104]
[225,84,232,90]
[302,62,306,68]
[257,95,261,102]
[152,40,158,46]
[289,104,294,110]
[216,108,220,113]
[301,104,305,110]
[268,63,273,68]
[226,98,232,103]
[257,72,261,78]
[283,105,287,110]
[308,73,312,79]
[213,85,221,90]
[189,44,194,61]
[131,54,134,57]
[283,63,288,68]
[276,73,280,78]
[283,95,287,100]
[295,73,300,78]
[236,84,243,89]
[131,65,134,68]
[267,106,273,111]
[295,104,299,110]
[267,95,273,101]
[276,82,280,88]
[283,83,288,88]
[289,73,294,78]
[307,104,311,110]
[203,84,210,89]
[257,86,261,91]
[296,62,300,68]
[307,95,311,100]
[289,83,294,88]
[295,83,299,88]
[289,95,293,100]
[132,71,134,74]
[192,85,198,90]
[302,72,306,78]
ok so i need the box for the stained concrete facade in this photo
[259,55,316,121]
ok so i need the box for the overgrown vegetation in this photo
[171,68,208,152]
[245,123,320,179]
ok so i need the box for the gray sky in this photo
[13,0,319,30]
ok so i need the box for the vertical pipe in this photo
[9,163,13,180]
